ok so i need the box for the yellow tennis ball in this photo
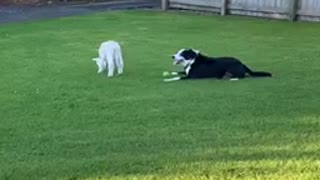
[163,71,170,77]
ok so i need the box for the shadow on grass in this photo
[38,115,320,179]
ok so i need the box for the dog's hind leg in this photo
[228,66,246,79]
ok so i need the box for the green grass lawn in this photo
[1,10,320,180]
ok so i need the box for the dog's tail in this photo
[244,65,272,77]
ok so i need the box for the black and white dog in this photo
[163,49,272,82]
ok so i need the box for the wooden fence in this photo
[161,0,320,22]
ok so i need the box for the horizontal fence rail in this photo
[161,0,320,22]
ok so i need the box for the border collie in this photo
[163,48,272,82]
[92,40,124,77]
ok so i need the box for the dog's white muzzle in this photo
[172,54,185,65]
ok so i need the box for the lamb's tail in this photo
[244,65,272,77]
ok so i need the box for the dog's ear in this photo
[181,49,198,60]
[191,48,200,54]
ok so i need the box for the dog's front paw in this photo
[230,78,239,81]
[163,77,181,82]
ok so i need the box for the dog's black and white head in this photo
[172,48,200,66]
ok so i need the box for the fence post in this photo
[161,0,168,10]
[288,0,298,21]
[221,0,228,16]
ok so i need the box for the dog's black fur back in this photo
[186,53,272,79]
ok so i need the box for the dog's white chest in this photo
[185,65,191,74]
[184,60,194,75]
